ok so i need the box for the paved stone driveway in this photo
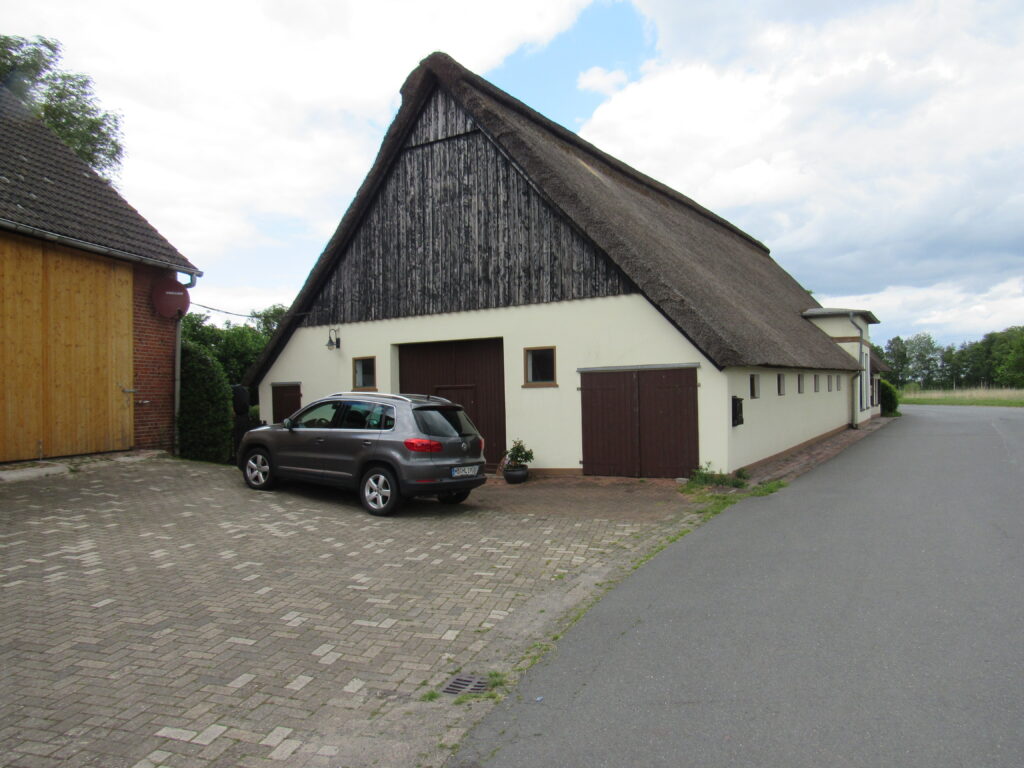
[0,459,699,768]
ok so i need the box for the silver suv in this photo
[237,393,486,515]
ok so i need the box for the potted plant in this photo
[501,439,534,484]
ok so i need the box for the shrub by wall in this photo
[179,339,233,462]
[879,378,900,417]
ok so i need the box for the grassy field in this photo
[900,387,1024,407]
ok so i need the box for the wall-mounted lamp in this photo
[326,328,340,351]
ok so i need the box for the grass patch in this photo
[900,387,1024,407]
[419,690,439,702]
[681,461,748,493]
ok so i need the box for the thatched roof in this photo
[250,52,861,384]
[0,86,198,275]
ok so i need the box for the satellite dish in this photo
[152,277,191,318]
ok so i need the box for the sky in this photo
[4,0,1022,347]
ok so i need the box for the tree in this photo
[181,307,280,387]
[882,336,910,388]
[991,326,1024,388]
[905,332,941,388]
[0,35,123,178]
[251,304,288,338]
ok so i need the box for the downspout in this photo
[848,312,865,427]
[174,315,182,455]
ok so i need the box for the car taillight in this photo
[480,437,485,457]
[404,438,443,453]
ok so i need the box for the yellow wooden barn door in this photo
[1,234,133,462]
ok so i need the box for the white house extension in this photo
[247,53,882,477]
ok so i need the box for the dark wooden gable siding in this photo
[301,88,632,327]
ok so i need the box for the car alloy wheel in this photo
[360,467,402,516]
[244,449,275,490]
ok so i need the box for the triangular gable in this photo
[297,85,633,328]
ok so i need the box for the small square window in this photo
[749,374,760,399]
[353,357,376,391]
[814,374,820,393]
[524,347,556,387]
[797,373,805,394]
[777,373,786,396]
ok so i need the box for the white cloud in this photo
[577,65,628,95]
[819,277,1024,343]
[5,0,591,307]
[578,0,1024,298]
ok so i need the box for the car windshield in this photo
[413,407,478,437]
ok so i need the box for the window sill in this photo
[522,382,558,389]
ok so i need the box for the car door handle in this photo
[315,438,327,444]
[362,440,372,446]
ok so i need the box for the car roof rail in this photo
[402,393,454,404]
[328,392,413,402]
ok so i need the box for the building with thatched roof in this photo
[247,52,881,476]
[0,85,200,463]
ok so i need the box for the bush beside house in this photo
[179,340,233,462]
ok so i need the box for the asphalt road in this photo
[451,406,1024,768]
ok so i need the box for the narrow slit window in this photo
[814,374,820,393]
[827,374,833,392]
[353,357,376,391]
[777,373,786,396]
[798,373,805,394]
[524,347,556,387]
[749,374,760,399]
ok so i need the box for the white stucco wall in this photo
[258,294,734,471]
[806,313,876,426]
[726,368,852,471]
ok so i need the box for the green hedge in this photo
[879,378,900,417]
[178,339,233,462]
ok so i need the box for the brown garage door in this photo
[581,367,699,478]
[399,338,506,467]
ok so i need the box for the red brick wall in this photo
[132,265,181,451]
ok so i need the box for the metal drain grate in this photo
[441,674,490,695]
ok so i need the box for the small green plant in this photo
[503,439,535,467]
[681,461,747,493]
[419,690,439,702]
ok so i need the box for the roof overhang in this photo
[802,307,880,324]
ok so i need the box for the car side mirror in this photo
[282,417,294,429]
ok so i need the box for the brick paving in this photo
[0,460,700,768]
[0,421,891,768]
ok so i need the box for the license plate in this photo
[451,466,478,478]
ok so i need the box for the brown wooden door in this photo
[581,370,640,476]
[638,368,699,477]
[399,338,505,466]
[271,383,302,423]
[581,368,698,478]
[1,234,133,462]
